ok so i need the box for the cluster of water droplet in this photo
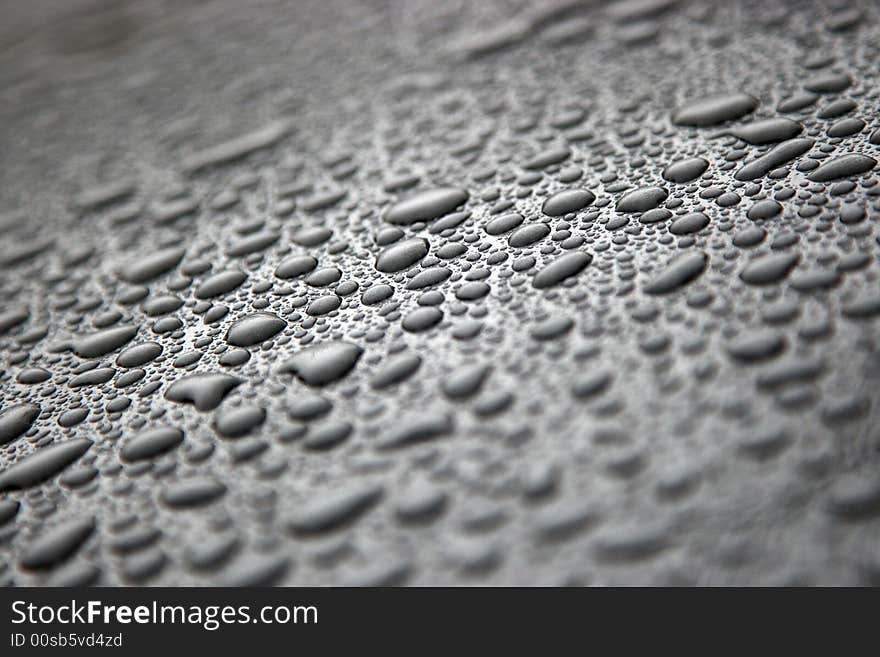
[1,0,880,585]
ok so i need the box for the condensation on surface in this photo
[1,0,880,586]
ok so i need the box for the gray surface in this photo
[1,0,880,586]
